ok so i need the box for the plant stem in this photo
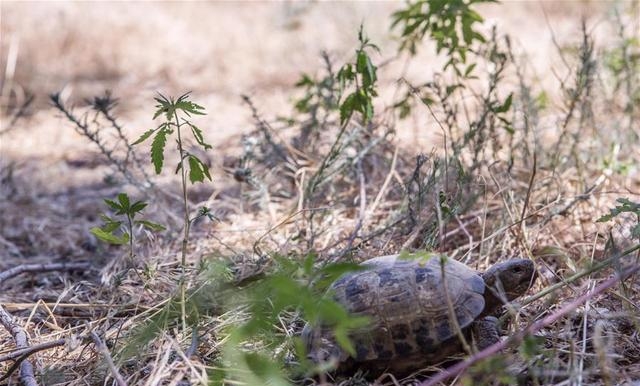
[522,242,640,306]
[127,214,134,260]
[174,110,190,331]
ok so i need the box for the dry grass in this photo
[1,1,639,386]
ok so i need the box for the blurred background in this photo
[1,1,619,146]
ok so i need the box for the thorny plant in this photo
[605,8,640,135]
[388,25,516,251]
[550,21,598,170]
[289,51,339,152]
[50,91,155,190]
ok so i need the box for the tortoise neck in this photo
[481,287,504,315]
[481,268,512,314]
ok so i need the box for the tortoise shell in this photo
[319,254,487,371]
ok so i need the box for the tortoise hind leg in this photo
[471,316,500,350]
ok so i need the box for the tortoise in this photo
[302,253,537,375]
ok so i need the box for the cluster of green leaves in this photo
[491,92,514,133]
[293,65,339,117]
[597,198,640,240]
[301,26,382,202]
[133,92,212,183]
[462,355,516,386]
[390,1,515,129]
[392,0,495,75]
[287,54,341,150]
[336,25,380,125]
[90,192,165,253]
[603,31,640,102]
[604,36,640,82]
[217,254,369,385]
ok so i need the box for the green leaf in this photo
[132,128,157,145]
[462,17,474,45]
[339,93,357,125]
[319,262,364,279]
[153,93,172,120]
[315,262,364,290]
[597,213,613,222]
[188,156,212,183]
[175,92,206,116]
[465,9,484,23]
[117,193,130,209]
[243,353,291,386]
[129,200,148,214]
[494,93,513,113]
[302,252,316,275]
[394,99,412,119]
[464,63,477,77]
[98,215,122,233]
[103,198,122,212]
[188,123,212,150]
[597,198,640,222]
[520,335,544,359]
[135,220,166,232]
[294,95,312,113]
[151,128,168,174]
[356,51,368,75]
[334,326,356,356]
[295,73,314,87]
[365,98,374,122]
[90,227,130,245]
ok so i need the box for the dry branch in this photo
[0,261,91,285]
[0,338,65,363]
[90,331,128,386]
[0,304,39,386]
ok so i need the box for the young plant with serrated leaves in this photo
[392,0,494,75]
[133,92,213,329]
[215,253,369,385]
[597,198,640,240]
[390,0,497,121]
[90,192,166,263]
[337,24,379,126]
[305,25,380,203]
[287,52,340,151]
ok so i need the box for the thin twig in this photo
[368,145,398,217]
[0,261,91,285]
[0,93,34,135]
[329,160,367,263]
[523,242,640,306]
[0,305,39,386]
[420,263,640,386]
[516,151,536,250]
[0,338,65,363]
[90,331,128,386]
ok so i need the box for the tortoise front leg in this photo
[471,316,500,350]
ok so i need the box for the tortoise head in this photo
[481,259,537,314]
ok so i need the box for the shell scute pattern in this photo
[329,255,486,363]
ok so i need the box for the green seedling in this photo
[134,92,213,330]
[91,192,165,259]
[598,198,640,240]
